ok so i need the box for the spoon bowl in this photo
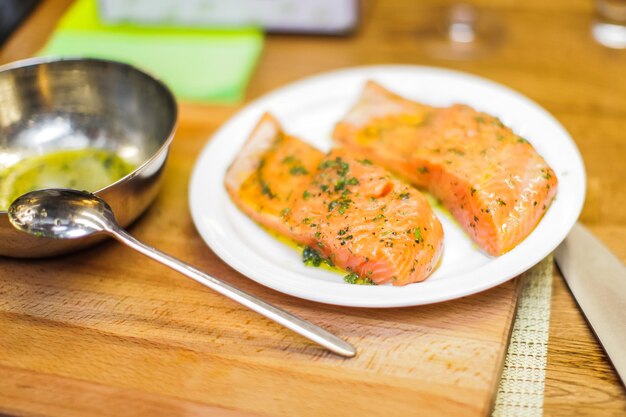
[9,189,116,240]
[8,189,357,358]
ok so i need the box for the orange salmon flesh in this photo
[225,113,444,286]
[333,81,558,256]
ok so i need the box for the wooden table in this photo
[1,1,625,416]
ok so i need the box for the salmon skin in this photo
[225,113,444,286]
[333,81,558,256]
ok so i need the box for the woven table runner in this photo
[492,256,554,417]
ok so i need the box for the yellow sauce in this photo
[0,148,135,211]
[262,226,347,275]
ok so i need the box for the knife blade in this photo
[554,222,626,386]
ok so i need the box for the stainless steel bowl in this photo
[0,57,177,257]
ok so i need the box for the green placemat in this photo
[40,0,264,103]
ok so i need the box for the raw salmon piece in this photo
[225,114,444,285]
[288,149,443,286]
[333,81,558,256]
[225,113,324,240]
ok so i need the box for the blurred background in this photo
[1,0,625,229]
[0,0,624,231]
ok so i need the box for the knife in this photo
[554,222,626,386]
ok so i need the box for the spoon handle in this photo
[109,227,357,358]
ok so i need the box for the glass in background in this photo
[592,0,626,48]
[414,3,503,60]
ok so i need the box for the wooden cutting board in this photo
[0,104,523,417]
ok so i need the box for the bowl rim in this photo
[0,56,179,214]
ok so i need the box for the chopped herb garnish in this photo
[475,116,486,124]
[413,228,423,243]
[497,198,506,206]
[302,190,311,199]
[260,181,276,199]
[289,166,309,175]
[418,166,429,174]
[319,157,350,176]
[280,207,291,217]
[318,160,334,170]
[399,192,410,200]
[337,161,350,176]
[358,159,373,165]
[302,247,333,268]
[343,272,375,285]
[328,197,352,214]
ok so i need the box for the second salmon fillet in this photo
[333,81,558,256]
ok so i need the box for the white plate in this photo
[189,65,585,308]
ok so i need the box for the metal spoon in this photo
[8,189,357,358]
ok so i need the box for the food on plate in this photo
[333,81,558,255]
[0,148,135,211]
[225,113,444,286]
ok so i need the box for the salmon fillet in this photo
[225,113,444,285]
[333,81,558,256]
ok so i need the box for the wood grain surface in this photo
[1,0,625,416]
[0,93,524,417]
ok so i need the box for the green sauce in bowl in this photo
[0,149,135,211]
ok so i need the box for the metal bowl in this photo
[0,57,177,257]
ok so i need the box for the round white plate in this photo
[189,65,585,308]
